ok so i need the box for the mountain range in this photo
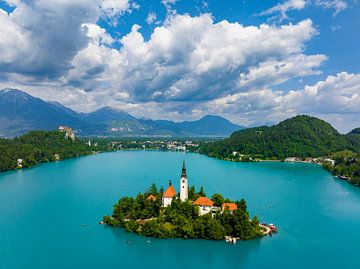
[0,89,243,137]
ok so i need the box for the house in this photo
[193,197,214,215]
[17,159,23,168]
[146,194,157,202]
[222,203,237,213]
[162,181,177,207]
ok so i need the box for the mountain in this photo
[139,115,243,136]
[0,89,242,137]
[201,115,357,159]
[349,127,360,135]
[0,89,98,137]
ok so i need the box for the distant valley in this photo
[0,89,243,137]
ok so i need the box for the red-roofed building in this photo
[146,194,157,202]
[222,203,237,212]
[162,181,177,207]
[193,197,214,215]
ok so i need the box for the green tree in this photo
[211,193,224,207]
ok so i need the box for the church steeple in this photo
[181,161,187,178]
[180,161,188,202]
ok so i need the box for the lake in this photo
[0,151,360,268]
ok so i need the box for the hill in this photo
[348,127,360,136]
[0,89,242,137]
[200,115,357,159]
[0,130,95,172]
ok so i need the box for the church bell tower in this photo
[180,161,188,202]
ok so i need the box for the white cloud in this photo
[146,12,158,25]
[0,0,100,78]
[100,0,130,16]
[259,0,307,20]
[204,72,360,131]
[112,15,324,103]
[315,0,348,16]
[1,4,358,131]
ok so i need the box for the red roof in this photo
[146,194,156,201]
[163,185,176,198]
[222,203,237,211]
[193,197,214,207]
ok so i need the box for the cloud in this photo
[0,0,140,80]
[0,0,101,79]
[204,72,360,131]
[2,4,357,131]
[112,15,324,103]
[100,0,131,17]
[315,0,348,16]
[146,11,158,25]
[0,11,327,116]
[259,0,307,20]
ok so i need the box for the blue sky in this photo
[0,0,359,132]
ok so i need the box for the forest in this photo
[0,130,95,172]
[200,115,360,160]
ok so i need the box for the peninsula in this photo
[103,162,272,241]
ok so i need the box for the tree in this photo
[211,193,224,207]
[237,199,247,213]
[198,186,206,197]
[188,185,196,200]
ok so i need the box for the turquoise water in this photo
[1,151,360,268]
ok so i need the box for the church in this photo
[162,161,188,207]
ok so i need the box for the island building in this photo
[193,197,214,215]
[162,161,189,207]
[146,194,157,202]
[160,162,237,217]
[162,180,177,207]
[58,126,75,141]
[222,203,237,213]
[179,161,188,202]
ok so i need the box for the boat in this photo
[338,175,348,180]
[268,223,278,232]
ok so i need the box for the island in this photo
[103,162,274,242]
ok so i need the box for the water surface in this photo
[0,151,359,268]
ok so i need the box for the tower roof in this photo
[181,161,187,177]
[163,184,176,198]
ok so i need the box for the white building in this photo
[58,126,75,141]
[162,181,177,207]
[193,197,214,215]
[180,161,188,202]
[17,159,23,168]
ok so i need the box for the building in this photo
[162,162,189,207]
[222,203,237,213]
[162,181,177,207]
[17,159,23,168]
[146,194,157,202]
[180,161,188,202]
[193,197,214,215]
[58,126,75,141]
